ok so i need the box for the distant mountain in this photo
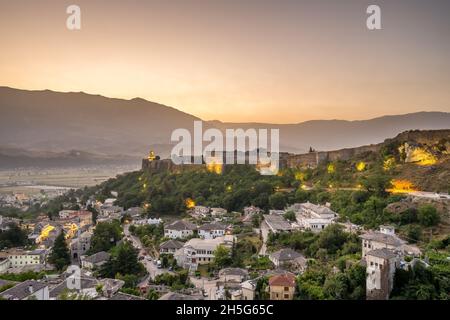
[0,86,449,166]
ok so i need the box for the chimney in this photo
[28,284,34,294]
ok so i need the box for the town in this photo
[1,143,448,301]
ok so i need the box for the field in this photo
[0,165,139,195]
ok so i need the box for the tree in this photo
[358,173,391,196]
[213,245,232,269]
[406,225,422,243]
[87,205,99,225]
[99,242,144,278]
[269,193,287,210]
[417,205,440,227]
[0,223,28,249]
[284,210,296,222]
[146,289,160,300]
[48,232,71,271]
[317,224,348,255]
[89,221,122,254]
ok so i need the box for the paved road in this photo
[190,276,217,300]
[123,224,165,280]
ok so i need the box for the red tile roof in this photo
[269,273,296,287]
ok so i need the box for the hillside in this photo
[1,87,449,166]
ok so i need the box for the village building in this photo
[210,208,227,217]
[159,240,184,255]
[288,202,337,233]
[1,249,47,268]
[268,273,296,300]
[263,215,293,233]
[198,222,226,239]
[193,206,210,216]
[218,268,249,283]
[240,279,257,300]
[243,206,263,216]
[365,248,399,300]
[174,235,234,271]
[81,251,110,270]
[269,248,307,272]
[164,220,197,239]
[0,280,49,300]
[70,231,92,261]
[359,226,407,257]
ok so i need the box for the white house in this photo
[159,240,184,255]
[164,220,197,239]
[193,206,210,216]
[360,226,407,257]
[174,235,234,271]
[198,223,226,239]
[289,202,337,233]
[7,249,46,268]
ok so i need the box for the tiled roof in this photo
[0,280,47,300]
[84,251,110,264]
[360,231,406,247]
[269,274,296,287]
[367,248,398,260]
[166,220,197,231]
[270,248,304,262]
[159,240,184,250]
[198,222,226,231]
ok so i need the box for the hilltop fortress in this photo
[142,130,450,174]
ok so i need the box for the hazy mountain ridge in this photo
[0,86,449,166]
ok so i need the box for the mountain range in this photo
[0,86,449,167]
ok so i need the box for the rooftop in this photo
[198,222,226,231]
[165,220,197,231]
[269,274,296,287]
[263,215,293,232]
[367,248,398,260]
[0,280,47,300]
[109,292,145,300]
[270,248,305,262]
[83,251,110,264]
[159,239,184,250]
[360,231,406,247]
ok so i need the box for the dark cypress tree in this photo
[48,232,71,271]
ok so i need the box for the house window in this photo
[284,287,289,291]
[284,294,289,299]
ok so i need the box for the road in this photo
[189,276,217,300]
[123,223,164,280]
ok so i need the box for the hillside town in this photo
[0,188,438,301]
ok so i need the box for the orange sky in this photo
[0,0,449,123]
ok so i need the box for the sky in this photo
[0,0,449,123]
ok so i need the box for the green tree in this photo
[99,242,144,278]
[0,223,29,249]
[213,245,232,268]
[317,224,347,254]
[89,221,122,254]
[284,210,296,222]
[48,232,71,271]
[269,193,287,210]
[417,205,440,227]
